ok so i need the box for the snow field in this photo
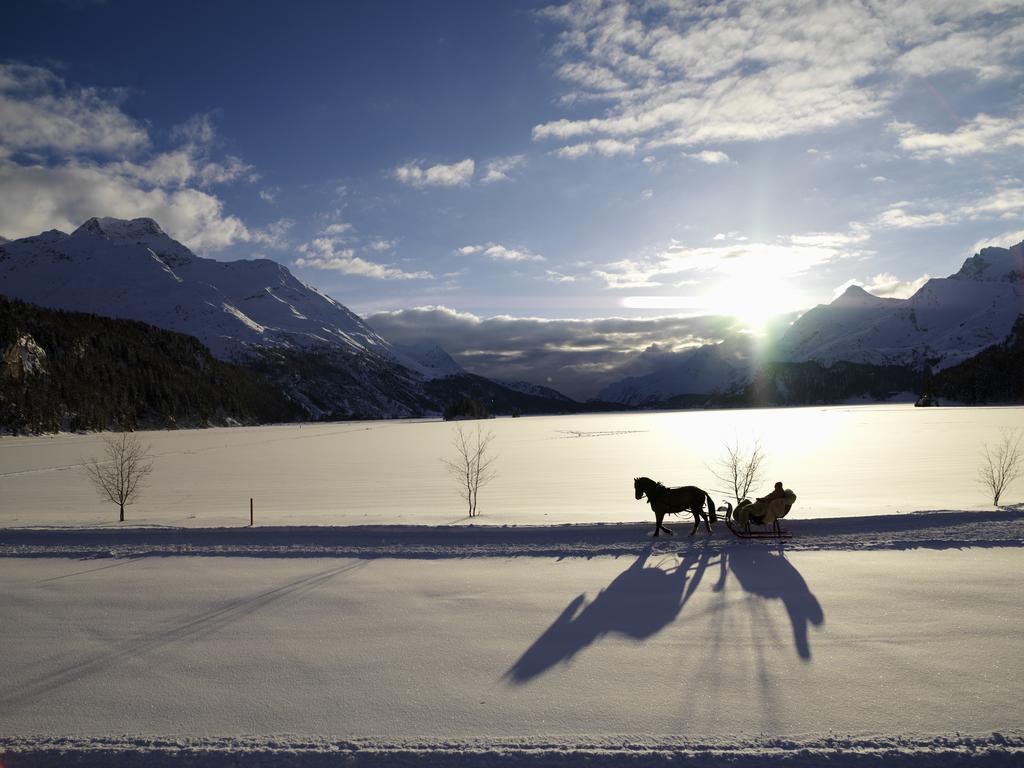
[1,541,1022,765]
[3,406,1024,764]
[3,405,1024,529]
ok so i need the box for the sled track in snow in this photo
[1,509,1022,559]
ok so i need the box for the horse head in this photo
[633,476,649,500]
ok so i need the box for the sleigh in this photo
[722,489,797,539]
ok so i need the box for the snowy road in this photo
[1,534,1022,765]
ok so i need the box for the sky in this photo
[2,0,1023,398]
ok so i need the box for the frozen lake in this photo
[2,404,1022,528]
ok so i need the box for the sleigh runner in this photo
[721,489,797,539]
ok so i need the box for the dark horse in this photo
[634,476,717,537]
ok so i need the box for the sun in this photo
[708,277,806,335]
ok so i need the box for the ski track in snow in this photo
[2,508,1021,559]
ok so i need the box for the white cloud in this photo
[682,150,731,164]
[0,62,149,156]
[481,154,526,184]
[593,229,868,290]
[971,229,1024,253]
[458,242,545,262]
[0,63,268,252]
[294,237,431,280]
[110,149,253,188]
[393,158,475,187]
[0,159,280,250]
[255,218,294,250]
[874,187,1024,230]
[874,204,951,229]
[957,187,1024,219]
[895,19,1024,81]
[555,138,637,159]
[545,270,578,283]
[259,187,279,203]
[170,113,218,146]
[889,113,1024,160]
[533,1,1024,157]
[592,260,662,289]
[787,227,870,248]
[321,223,353,236]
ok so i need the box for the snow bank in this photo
[2,508,1021,559]
[3,733,1022,767]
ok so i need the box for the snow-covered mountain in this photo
[390,340,466,380]
[775,242,1024,370]
[596,336,757,406]
[0,217,392,361]
[496,379,576,403]
[597,242,1024,406]
[0,218,588,420]
[0,218,458,417]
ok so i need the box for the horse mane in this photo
[635,476,668,494]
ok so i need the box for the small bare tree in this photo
[708,437,766,504]
[443,422,496,517]
[978,428,1023,506]
[83,432,154,521]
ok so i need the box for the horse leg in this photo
[689,512,700,536]
[655,510,673,536]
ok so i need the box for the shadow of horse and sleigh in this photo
[633,476,797,539]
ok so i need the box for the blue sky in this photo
[2,0,1023,397]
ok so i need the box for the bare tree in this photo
[83,432,154,521]
[978,428,1023,506]
[708,437,766,504]
[443,422,497,517]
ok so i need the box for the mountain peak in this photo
[831,283,894,308]
[951,241,1024,282]
[73,217,167,241]
[390,339,465,379]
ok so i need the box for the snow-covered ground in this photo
[1,522,1022,765]
[2,406,1023,765]
[3,405,1023,528]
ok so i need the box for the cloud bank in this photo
[367,305,742,399]
[534,0,1024,155]
[0,63,276,252]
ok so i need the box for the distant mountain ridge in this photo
[596,336,756,406]
[597,241,1024,407]
[775,243,1024,371]
[0,218,584,422]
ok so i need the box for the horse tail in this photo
[706,492,717,523]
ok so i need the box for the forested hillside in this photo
[0,296,304,433]
[930,315,1024,404]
